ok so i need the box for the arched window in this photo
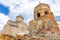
[45,11,48,14]
[37,13,40,17]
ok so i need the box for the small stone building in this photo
[2,15,29,37]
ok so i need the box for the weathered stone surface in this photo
[29,3,60,40]
[0,3,60,40]
[2,16,29,37]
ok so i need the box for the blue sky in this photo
[0,4,9,15]
[0,0,60,30]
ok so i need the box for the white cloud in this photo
[0,0,60,28]
[50,4,60,16]
[39,0,52,4]
[8,0,38,22]
[0,13,9,30]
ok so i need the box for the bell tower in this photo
[29,3,59,37]
[34,3,51,19]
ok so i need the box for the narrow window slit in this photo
[37,13,40,17]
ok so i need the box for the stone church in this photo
[2,15,29,37]
[0,3,60,40]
